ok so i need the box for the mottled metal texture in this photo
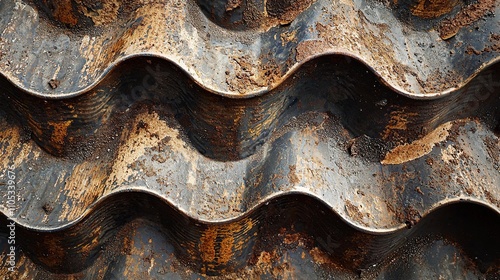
[0,0,499,279]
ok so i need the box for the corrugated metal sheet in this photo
[0,0,499,279]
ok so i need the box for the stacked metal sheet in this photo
[0,0,499,278]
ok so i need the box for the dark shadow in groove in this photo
[0,192,498,276]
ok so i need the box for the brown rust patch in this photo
[219,234,235,264]
[438,0,496,40]
[280,30,298,46]
[295,40,329,62]
[199,227,217,263]
[226,0,242,11]
[50,0,79,26]
[309,247,330,265]
[411,0,460,19]
[266,0,315,25]
[344,200,368,226]
[48,120,72,148]
[226,55,280,93]
[308,9,415,92]
[198,218,254,270]
[62,162,110,220]
[75,0,121,26]
[288,165,300,185]
[383,110,419,140]
[39,235,67,268]
[466,34,500,54]
[490,34,500,52]
[382,121,452,165]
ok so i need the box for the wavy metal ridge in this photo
[0,0,499,278]
[0,0,498,98]
[1,194,499,277]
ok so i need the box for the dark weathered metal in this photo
[0,0,499,279]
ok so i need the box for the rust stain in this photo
[40,235,66,268]
[219,234,234,264]
[51,0,78,26]
[344,200,366,225]
[199,227,217,263]
[411,0,460,19]
[76,0,120,26]
[382,121,453,165]
[484,136,499,164]
[288,165,300,185]
[226,55,280,93]
[266,0,315,26]
[383,111,418,140]
[308,7,415,93]
[256,250,274,265]
[0,121,41,170]
[226,0,242,11]
[438,0,496,40]
[309,247,330,265]
[48,120,72,148]
[280,30,298,47]
[198,218,254,269]
[295,40,329,62]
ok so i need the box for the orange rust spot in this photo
[295,40,329,62]
[438,0,496,40]
[48,120,72,148]
[76,0,120,26]
[309,247,330,265]
[199,227,217,263]
[383,111,418,140]
[382,121,453,165]
[51,0,78,26]
[344,200,365,224]
[219,235,234,264]
[256,251,274,265]
[198,218,254,270]
[411,0,460,19]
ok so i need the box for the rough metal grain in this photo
[0,0,499,279]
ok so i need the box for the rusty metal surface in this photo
[0,0,499,279]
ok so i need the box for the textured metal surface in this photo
[0,0,499,279]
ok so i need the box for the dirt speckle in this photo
[42,203,54,215]
[466,46,482,55]
[484,136,499,169]
[348,135,390,162]
[48,79,60,89]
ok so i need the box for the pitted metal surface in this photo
[0,0,499,279]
